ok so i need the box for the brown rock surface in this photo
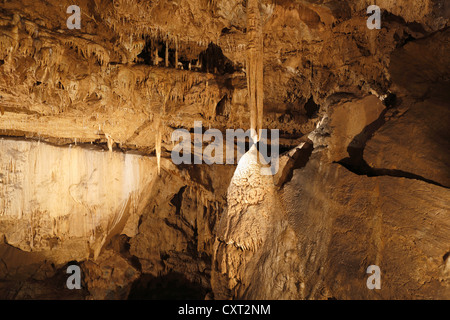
[0,0,448,300]
[365,29,450,187]
[282,155,449,299]
[212,153,449,300]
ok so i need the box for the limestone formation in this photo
[0,0,448,300]
[246,0,264,141]
[217,145,276,251]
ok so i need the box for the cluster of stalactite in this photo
[0,6,238,180]
[136,35,205,72]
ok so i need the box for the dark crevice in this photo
[337,160,448,188]
[283,142,314,184]
[129,255,142,272]
[136,38,154,65]
[199,42,237,74]
[382,93,398,108]
[443,252,450,263]
[106,234,142,272]
[128,272,207,300]
[304,96,320,119]
[276,141,314,188]
[170,186,187,216]
[394,32,417,48]
[383,11,427,34]
[187,227,199,256]
[291,142,314,169]
[215,95,229,117]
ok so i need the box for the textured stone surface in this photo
[211,153,449,300]
[0,138,158,262]
[0,0,448,300]
[282,155,450,300]
[1,0,447,152]
[365,29,450,188]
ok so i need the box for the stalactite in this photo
[246,0,264,142]
[155,120,161,176]
[154,93,168,177]
[105,133,113,153]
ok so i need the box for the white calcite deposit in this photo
[0,138,158,262]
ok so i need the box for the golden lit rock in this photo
[0,0,448,300]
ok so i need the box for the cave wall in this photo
[0,0,448,300]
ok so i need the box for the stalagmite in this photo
[165,39,169,67]
[246,0,264,142]
[153,46,159,66]
[175,36,179,69]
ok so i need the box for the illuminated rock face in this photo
[0,0,449,300]
[0,138,157,262]
[217,145,277,251]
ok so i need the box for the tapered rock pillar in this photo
[175,36,179,69]
[165,39,169,67]
[246,0,264,142]
[152,38,159,66]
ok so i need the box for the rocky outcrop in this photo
[128,164,235,293]
[365,29,450,188]
[0,0,448,300]
[211,89,449,299]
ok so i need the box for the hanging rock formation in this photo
[0,0,448,300]
[246,0,264,141]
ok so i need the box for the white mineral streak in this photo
[0,138,157,261]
